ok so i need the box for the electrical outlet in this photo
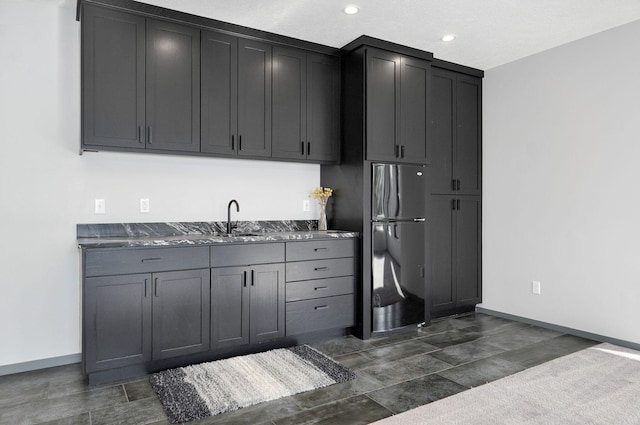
[94,199,105,214]
[303,199,311,212]
[532,280,541,295]
[140,198,150,213]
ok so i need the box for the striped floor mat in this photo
[150,345,356,423]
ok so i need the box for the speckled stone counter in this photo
[77,221,358,249]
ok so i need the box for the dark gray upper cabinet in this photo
[429,195,481,317]
[201,31,238,156]
[145,19,200,152]
[366,48,398,162]
[81,4,341,163]
[272,47,340,162]
[84,273,151,373]
[82,5,200,152]
[151,269,210,359]
[399,57,430,163]
[201,35,273,158]
[82,5,145,149]
[272,47,307,160]
[237,39,272,157]
[430,68,482,195]
[366,48,430,164]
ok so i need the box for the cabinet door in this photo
[82,5,145,149]
[366,48,400,162]
[429,196,455,314]
[272,47,307,160]
[84,274,151,372]
[249,264,285,343]
[399,57,429,164]
[201,31,238,156]
[238,39,272,157]
[306,53,340,162]
[211,266,250,348]
[456,75,482,195]
[430,68,455,194]
[152,269,210,359]
[455,197,482,305]
[146,19,200,152]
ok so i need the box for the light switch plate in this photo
[140,198,150,213]
[303,199,311,212]
[95,199,105,214]
[532,280,541,295]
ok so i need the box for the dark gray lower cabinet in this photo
[210,266,249,348]
[84,269,211,372]
[284,239,356,336]
[429,195,481,317]
[84,274,151,373]
[211,263,285,349]
[82,238,354,383]
[151,269,210,359]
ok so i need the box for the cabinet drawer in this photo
[286,258,354,282]
[286,239,354,261]
[85,246,209,277]
[286,277,354,302]
[210,243,285,267]
[286,294,354,336]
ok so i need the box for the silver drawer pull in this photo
[314,247,328,251]
[314,305,329,310]
[141,258,162,263]
[314,267,328,271]
[314,286,328,291]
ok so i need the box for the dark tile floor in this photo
[0,313,598,425]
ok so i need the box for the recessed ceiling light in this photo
[343,5,359,15]
[441,34,456,42]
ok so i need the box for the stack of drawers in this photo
[284,239,355,335]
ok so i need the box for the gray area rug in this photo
[371,343,640,424]
[150,345,355,423]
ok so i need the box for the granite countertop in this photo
[77,221,358,249]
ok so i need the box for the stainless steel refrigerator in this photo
[371,163,427,332]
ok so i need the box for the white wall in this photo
[482,20,640,344]
[0,1,320,367]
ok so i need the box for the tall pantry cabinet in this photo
[428,64,482,318]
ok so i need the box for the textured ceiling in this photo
[136,0,640,70]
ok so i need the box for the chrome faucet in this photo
[227,200,239,234]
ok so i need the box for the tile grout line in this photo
[122,383,130,402]
[363,392,398,418]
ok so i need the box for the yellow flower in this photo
[311,186,333,199]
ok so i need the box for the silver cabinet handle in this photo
[413,218,426,222]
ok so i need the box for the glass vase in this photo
[318,200,328,231]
